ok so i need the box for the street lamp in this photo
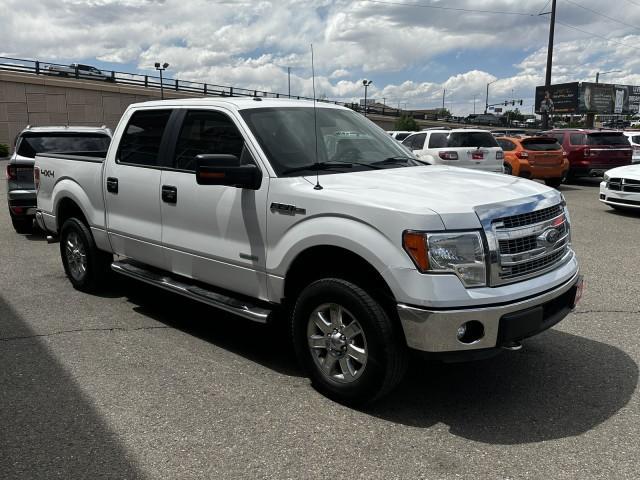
[595,69,622,84]
[485,79,498,114]
[154,62,170,99]
[362,79,372,116]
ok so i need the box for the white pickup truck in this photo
[34,98,582,404]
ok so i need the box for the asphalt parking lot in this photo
[1,161,639,480]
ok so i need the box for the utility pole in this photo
[485,80,497,114]
[542,0,556,129]
[442,89,446,112]
[473,94,477,114]
[287,67,291,98]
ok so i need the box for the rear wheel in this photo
[545,178,563,188]
[59,218,112,292]
[503,163,513,175]
[292,278,407,405]
[11,216,33,234]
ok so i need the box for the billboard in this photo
[536,82,640,114]
[579,83,640,114]
[535,83,580,114]
[359,98,376,106]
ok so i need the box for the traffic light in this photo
[504,101,508,106]
[511,100,515,106]
[519,100,523,105]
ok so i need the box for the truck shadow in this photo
[366,329,638,444]
[114,280,637,444]
[0,296,144,480]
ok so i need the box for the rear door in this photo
[521,137,564,167]
[446,131,502,172]
[104,108,173,269]
[586,132,632,168]
[159,108,270,299]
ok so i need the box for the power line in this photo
[536,0,552,15]
[556,19,640,49]
[563,0,640,33]
[365,0,534,16]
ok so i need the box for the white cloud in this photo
[1,0,640,114]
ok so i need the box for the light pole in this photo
[473,94,478,114]
[287,67,291,97]
[362,79,372,116]
[596,69,621,84]
[485,79,497,114]
[154,62,169,100]
[541,0,556,129]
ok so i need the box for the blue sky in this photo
[2,0,640,115]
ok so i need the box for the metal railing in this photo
[0,55,430,119]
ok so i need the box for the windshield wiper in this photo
[372,156,430,166]
[281,162,353,175]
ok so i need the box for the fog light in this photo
[456,320,485,344]
[456,324,467,339]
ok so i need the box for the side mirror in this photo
[195,154,262,190]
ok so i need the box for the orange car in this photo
[496,136,569,188]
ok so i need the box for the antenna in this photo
[311,43,322,190]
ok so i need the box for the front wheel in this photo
[545,178,563,188]
[59,218,112,292]
[291,278,407,405]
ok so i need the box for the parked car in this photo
[542,129,632,179]
[491,129,527,138]
[622,131,640,164]
[497,136,568,188]
[48,63,112,81]
[35,98,581,405]
[470,114,502,126]
[386,130,413,142]
[6,126,111,233]
[402,128,504,173]
[600,164,640,211]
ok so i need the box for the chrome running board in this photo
[111,260,272,323]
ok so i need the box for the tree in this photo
[394,114,419,131]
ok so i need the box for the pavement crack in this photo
[0,325,171,342]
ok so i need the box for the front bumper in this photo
[397,272,582,353]
[7,189,37,217]
[599,182,640,209]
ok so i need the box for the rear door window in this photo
[497,139,517,151]
[394,132,411,141]
[174,110,246,171]
[569,134,586,145]
[428,133,448,148]
[408,133,426,150]
[117,109,172,167]
[521,138,562,151]
[447,132,498,148]
[632,136,640,144]
[587,133,630,146]
[16,133,111,158]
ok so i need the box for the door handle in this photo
[162,185,177,204]
[106,177,118,193]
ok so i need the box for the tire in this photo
[59,217,112,292]
[11,216,33,234]
[545,178,562,188]
[291,278,408,405]
[504,163,513,176]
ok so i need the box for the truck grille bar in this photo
[607,178,640,193]
[475,193,573,287]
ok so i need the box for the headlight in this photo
[403,231,487,287]
[603,173,610,182]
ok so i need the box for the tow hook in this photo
[46,235,59,244]
[501,341,523,351]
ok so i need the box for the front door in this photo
[104,108,173,269]
[159,108,269,300]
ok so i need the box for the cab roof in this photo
[128,96,348,111]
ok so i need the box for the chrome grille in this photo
[488,202,571,285]
[608,178,640,193]
[494,204,564,229]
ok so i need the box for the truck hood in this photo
[304,165,559,229]
[606,163,640,180]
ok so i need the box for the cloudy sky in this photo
[2,0,640,114]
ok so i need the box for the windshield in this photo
[587,133,629,146]
[17,133,111,158]
[240,107,420,176]
[521,138,562,151]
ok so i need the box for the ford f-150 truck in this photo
[34,98,582,404]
